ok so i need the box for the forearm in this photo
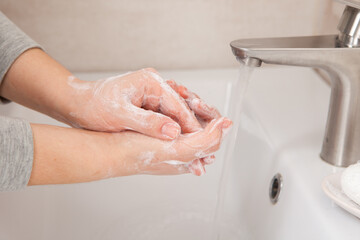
[28,116,231,185]
[0,48,82,125]
[28,124,113,185]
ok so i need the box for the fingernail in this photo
[189,159,206,176]
[221,119,233,140]
[200,101,220,119]
[200,101,210,111]
[178,86,189,98]
[161,122,180,139]
[167,80,177,90]
[191,98,201,107]
[198,164,206,176]
[203,155,216,164]
[222,118,233,129]
[167,79,176,85]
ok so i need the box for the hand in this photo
[28,117,232,185]
[66,68,224,170]
[107,117,232,177]
[0,49,220,139]
[166,79,221,127]
[66,68,211,140]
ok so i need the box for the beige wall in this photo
[0,0,343,72]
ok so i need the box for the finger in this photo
[166,80,221,121]
[124,70,162,112]
[187,98,221,120]
[125,104,181,140]
[142,93,161,112]
[142,67,159,74]
[166,80,197,99]
[189,159,206,176]
[144,71,202,133]
[203,155,216,165]
[159,90,202,133]
[166,79,178,93]
[169,117,232,162]
[184,117,232,151]
[139,158,208,176]
[141,161,191,175]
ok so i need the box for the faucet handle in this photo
[335,0,360,47]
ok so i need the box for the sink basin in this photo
[0,67,359,239]
[222,66,360,239]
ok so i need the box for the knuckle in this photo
[145,113,158,123]
[144,67,157,73]
[166,79,176,84]
[147,113,167,126]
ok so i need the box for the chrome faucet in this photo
[230,0,360,167]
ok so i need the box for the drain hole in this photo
[269,173,282,204]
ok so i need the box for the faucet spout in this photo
[231,35,360,167]
[231,35,339,67]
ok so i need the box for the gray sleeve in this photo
[0,116,33,191]
[0,12,41,191]
[0,11,42,103]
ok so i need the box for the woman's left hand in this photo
[66,68,220,140]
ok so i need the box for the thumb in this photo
[125,104,181,140]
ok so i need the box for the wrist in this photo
[29,124,115,185]
[86,131,120,180]
[56,77,94,128]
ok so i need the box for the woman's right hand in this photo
[30,117,231,186]
[106,117,232,177]
[29,117,232,185]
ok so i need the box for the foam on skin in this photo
[66,69,201,135]
[66,69,231,176]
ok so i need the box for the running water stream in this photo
[213,65,254,239]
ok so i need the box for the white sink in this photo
[224,66,360,239]
[0,67,359,239]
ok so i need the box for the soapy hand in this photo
[67,68,219,140]
[65,68,227,176]
[27,116,232,185]
[166,79,221,126]
[1,47,231,184]
[107,117,232,176]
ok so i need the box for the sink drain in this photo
[269,173,283,204]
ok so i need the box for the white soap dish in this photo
[322,172,360,219]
